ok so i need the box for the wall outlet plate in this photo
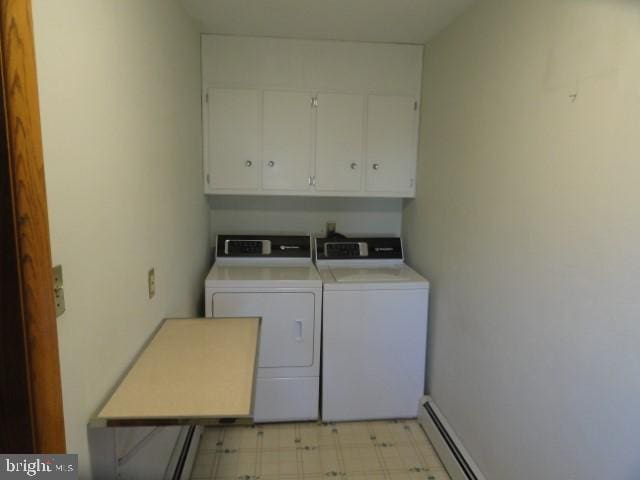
[148,268,156,299]
[53,265,65,317]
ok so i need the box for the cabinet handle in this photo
[268,161,275,167]
[350,163,358,170]
[245,160,252,167]
[372,163,380,170]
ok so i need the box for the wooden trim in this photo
[0,34,34,454]
[0,0,65,453]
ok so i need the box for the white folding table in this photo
[88,317,261,479]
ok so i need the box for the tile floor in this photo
[190,419,451,480]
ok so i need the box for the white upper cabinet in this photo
[315,93,364,193]
[365,95,418,196]
[202,35,423,198]
[262,91,314,192]
[205,88,259,192]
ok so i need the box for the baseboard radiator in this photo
[173,425,202,480]
[89,424,203,479]
[417,396,486,480]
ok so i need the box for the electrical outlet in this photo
[326,222,336,236]
[148,268,156,299]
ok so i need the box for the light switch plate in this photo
[53,265,65,317]
[148,268,156,299]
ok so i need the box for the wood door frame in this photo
[0,0,65,453]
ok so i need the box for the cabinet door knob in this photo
[245,160,253,167]
[350,163,358,170]
[372,163,380,170]
[268,161,275,167]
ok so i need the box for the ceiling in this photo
[178,0,476,44]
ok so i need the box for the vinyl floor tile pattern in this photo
[190,419,451,480]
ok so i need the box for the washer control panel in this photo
[316,237,403,261]
[323,242,368,258]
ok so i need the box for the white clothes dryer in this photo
[205,235,322,422]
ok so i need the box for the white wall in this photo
[32,1,209,476]
[210,196,402,241]
[403,1,640,479]
[202,35,423,95]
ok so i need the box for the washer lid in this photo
[330,267,412,282]
[321,264,429,291]
[205,264,322,289]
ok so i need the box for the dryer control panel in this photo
[216,235,311,259]
[225,239,271,255]
[315,237,403,261]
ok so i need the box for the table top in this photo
[95,317,260,426]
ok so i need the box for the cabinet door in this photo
[365,95,418,195]
[315,93,364,192]
[206,88,259,191]
[262,91,313,191]
[212,292,315,368]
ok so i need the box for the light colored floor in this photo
[190,419,451,480]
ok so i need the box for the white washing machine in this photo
[315,236,429,422]
[205,235,322,422]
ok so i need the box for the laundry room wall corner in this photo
[404,1,640,479]
[32,0,208,476]
[209,196,403,241]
